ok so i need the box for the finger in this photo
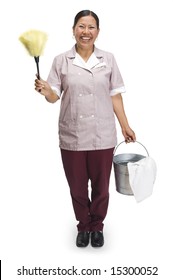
[125,136,133,143]
[35,84,44,92]
[35,81,45,89]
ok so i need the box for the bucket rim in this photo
[113,153,146,164]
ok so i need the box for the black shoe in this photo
[91,231,104,247]
[76,231,90,247]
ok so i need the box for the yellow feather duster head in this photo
[19,29,48,79]
[19,29,48,57]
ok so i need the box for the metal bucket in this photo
[113,141,149,195]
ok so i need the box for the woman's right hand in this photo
[34,76,52,97]
[34,76,59,103]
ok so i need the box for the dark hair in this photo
[73,10,99,29]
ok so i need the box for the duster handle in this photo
[34,56,40,80]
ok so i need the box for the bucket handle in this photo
[114,141,149,156]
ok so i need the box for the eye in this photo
[89,26,96,30]
[78,25,85,29]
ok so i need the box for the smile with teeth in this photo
[81,36,91,41]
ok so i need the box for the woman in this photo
[35,10,136,248]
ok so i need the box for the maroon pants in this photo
[61,148,114,232]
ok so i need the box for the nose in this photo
[82,27,90,34]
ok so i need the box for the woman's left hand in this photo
[122,126,136,143]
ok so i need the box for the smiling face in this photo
[73,15,100,51]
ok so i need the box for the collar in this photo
[66,45,104,70]
[66,45,104,59]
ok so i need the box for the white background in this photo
[0,0,173,279]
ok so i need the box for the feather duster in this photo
[19,29,48,79]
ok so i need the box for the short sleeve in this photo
[47,56,63,97]
[109,54,126,96]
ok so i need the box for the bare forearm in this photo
[111,94,129,129]
[111,93,136,142]
[45,90,60,103]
